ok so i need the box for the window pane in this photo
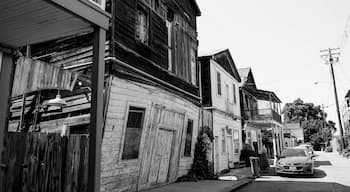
[126,111,143,128]
[136,6,148,44]
[122,107,145,160]
[217,72,221,95]
[184,119,193,157]
[190,49,196,85]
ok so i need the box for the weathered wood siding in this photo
[113,0,200,99]
[114,0,167,67]
[12,57,78,97]
[0,132,89,192]
[8,90,91,133]
[8,34,112,133]
[101,77,200,192]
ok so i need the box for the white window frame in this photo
[87,0,106,10]
[119,101,151,163]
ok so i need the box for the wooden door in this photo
[149,129,173,185]
[227,135,234,168]
[137,106,185,190]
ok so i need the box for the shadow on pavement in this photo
[314,160,332,167]
[236,181,350,192]
[260,167,327,178]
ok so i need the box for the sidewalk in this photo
[143,168,253,192]
[314,151,350,187]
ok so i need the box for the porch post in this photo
[0,52,14,169]
[88,27,106,192]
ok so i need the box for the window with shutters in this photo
[121,106,146,160]
[184,119,193,157]
[135,4,149,44]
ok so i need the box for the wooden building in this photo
[199,49,242,173]
[239,68,283,160]
[0,0,110,191]
[5,0,202,191]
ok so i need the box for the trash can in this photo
[249,157,260,178]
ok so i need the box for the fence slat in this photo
[1,132,89,192]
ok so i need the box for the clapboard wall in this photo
[101,77,200,192]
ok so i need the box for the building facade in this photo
[3,0,202,191]
[284,122,304,144]
[239,68,284,160]
[199,49,242,173]
[342,90,350,146]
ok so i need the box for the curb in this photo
[229,178,254,192]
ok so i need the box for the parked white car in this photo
[295,143,314,155]
[276,148,315,175]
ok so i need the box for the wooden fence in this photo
[0,132,89,192]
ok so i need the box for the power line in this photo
[338,14,350,52]
[336,60,350,82]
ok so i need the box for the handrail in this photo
[243,108,281,123]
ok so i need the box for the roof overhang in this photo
[0,0,110,49]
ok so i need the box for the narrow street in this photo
[236,151,350,192]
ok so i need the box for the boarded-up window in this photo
[184,119,193,157]
[136,5,149,44]
[217,72,221,95]
[233,84,237,104]
[190,48,196,85]
[221,128,226,153]
[122,106,145,160]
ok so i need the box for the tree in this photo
[282,98,332,148]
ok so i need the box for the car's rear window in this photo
[281,149,306,157]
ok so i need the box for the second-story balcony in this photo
[244,108,282,124]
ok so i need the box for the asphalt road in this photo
[236,151,350,192]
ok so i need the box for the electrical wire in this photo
[338,14,350,52]
[337,61,350,82]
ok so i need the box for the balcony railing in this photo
[87,0,106,10]
[244,108,282,124]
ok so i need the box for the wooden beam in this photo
[48,0,111,30]
[88,27,106,192]
[0,53,15,175]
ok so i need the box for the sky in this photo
[197,0,350,128]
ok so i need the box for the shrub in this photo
[177,126,214,182]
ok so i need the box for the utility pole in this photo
[320,48,345,149]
